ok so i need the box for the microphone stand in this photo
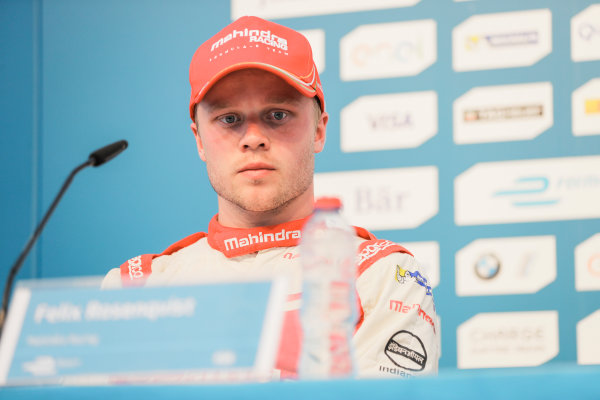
[0,140,128,338]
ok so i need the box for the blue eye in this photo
[271,111,287,121]
[219,114,239,124]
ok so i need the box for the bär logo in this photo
[315,166,439,231]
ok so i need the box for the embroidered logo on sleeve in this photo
[384,330,427,371]
[389,300,436,333]
[127,256,143,279]
[357,240,411,276]
[120,254,153,287]
[395,265,433,296]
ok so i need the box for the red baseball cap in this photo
[188,16,325,121]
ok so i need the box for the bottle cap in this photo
[314,197,342,210]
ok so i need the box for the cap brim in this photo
[189,62,320,120]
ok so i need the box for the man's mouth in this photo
[238,163,275,179]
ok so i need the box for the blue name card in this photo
[0,276,286,385]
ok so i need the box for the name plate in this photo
[0,277,286,385]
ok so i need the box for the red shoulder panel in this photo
[119,232,207,287]
[119,254,154,287]
[354,239,412,332]
[356,239,412,278]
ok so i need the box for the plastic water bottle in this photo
[299,197,356,379]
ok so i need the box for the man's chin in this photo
[234,193,293,214]
[236,201,282,214]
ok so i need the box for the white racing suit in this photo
[102,215,439,379]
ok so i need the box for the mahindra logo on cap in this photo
[210,28,288,52]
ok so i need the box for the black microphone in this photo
[0,140,128,337]
[89,140,128,167]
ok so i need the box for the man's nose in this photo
[239,121,270,150]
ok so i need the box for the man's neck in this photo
[216,193,314,228]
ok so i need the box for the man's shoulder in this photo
[355,236,414,278]
[102,231,209,289]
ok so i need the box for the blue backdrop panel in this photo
[1,0,599,372]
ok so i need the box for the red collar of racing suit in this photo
[120,214,378,287]
[207,214,310,258]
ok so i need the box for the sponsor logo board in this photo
[384,330,427,371]
[571,4,600,62]
[455,236,556,296]
[572,78,600,136]
[454,156,600,225]
[340,19,437,81]
[299,29,325,73]
[341,91,438,152]
[453,9,552,71]
[575,233,600,292]
[231,0,421,19]
[315,167,438,230]
[400,241,440,288]
[577,310,600,365]
[453,82,553,144]
[457,311,559,369]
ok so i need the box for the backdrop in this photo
[1,0,599,371]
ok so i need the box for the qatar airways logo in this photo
[223,229,301,251]
[210,28,288,52]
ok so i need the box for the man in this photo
[102,15,439,379]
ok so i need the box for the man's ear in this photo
[314,111,328,154]
[190,122,206,162]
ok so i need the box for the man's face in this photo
[191,69,327,218]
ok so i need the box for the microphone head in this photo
[88,140,128,167]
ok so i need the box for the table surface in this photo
[1,364,599,400]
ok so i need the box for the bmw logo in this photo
[474,253,501,280]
